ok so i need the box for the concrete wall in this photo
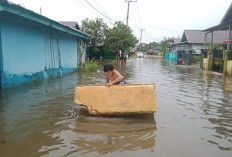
[0,14,85,89]
[1,16,45,74]
[203,58,208,70]
[169,43,204,55]
[192,44,204,54]
[226,60,232,75]
[169,43,192,53]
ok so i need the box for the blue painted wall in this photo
[0,24,3,90]
[58,33,78,69]
[0,13,83,89]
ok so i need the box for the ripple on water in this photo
[0,57,232,156]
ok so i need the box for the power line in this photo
[84,0,116,23]
[144,30,164,40]
[145,23,182,33]
[73,0,97,16]
[131,4,140,29]
[91,0,110,17]
[82,0,128,25]
[73,0,115,25]
[134,2,142,29]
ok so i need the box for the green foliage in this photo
[104,22,138,54]
[81,19,138,57]
[80,59,99,72]
[136,44,146,52]
[160,40,169,54]
[146,42,159,50]
[104,50,115,59]
[212,43,223,59]
[212,43,221,51]
[192,56,201,63]
[81,18,108,47]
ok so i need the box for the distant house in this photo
[0,2,90,89]
[168,30,228,54]
[154,45,161,55]
[146,45,161,55]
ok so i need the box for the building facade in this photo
[0,2,90,89]
[168,30,228,54]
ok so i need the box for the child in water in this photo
[103,64,125,87]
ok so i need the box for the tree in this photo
[104,22,138,54]
[136,44,146,52]
[160,40,169,54]
[81,18,108,58]
[136,42,159,52]
[81,18,108,47]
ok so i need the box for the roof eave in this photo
[0,3,91,39]
[220,3,232,24]
[167,41,188,47]
[203,20,232,32]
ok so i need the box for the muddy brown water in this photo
[0,57,232,157]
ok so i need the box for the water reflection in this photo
[161,59,232,152]
[75,110,156,154]
[200,72,232,151]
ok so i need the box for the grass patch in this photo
[79,59,99,72]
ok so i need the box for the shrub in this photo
[80,59,99,72]
[192,56,201,63]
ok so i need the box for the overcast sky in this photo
[9,0,232,43]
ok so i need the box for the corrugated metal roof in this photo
[220,2,232,24]
[59,21,80,30]
[203,20,232,32]
[182,30,229,44]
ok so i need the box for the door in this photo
[44,37,61,70]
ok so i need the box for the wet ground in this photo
[0,56,232,157]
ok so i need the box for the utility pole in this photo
[125,0,137,26]
[139,29,144,44]
[40,7,42,15]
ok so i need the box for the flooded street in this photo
[0,57,232,157]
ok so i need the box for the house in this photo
[154,45,161,54]
[0,1,91,89]
[203,2,232,75]
[168,30,228,54]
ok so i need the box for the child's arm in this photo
[105,74,109,84]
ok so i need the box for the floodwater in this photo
[0,57,232,157]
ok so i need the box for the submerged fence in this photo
[164,52,178,63]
